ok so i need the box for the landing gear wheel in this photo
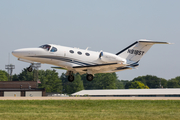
[27,66,33,72]
[86,74,93,81]
[68,75,74,82]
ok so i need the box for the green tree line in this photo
[0,69,180,94]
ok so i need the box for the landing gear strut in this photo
[86,74,93,81]
[67,71,74,82]
[27,66,33,72]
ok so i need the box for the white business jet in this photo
[12,39,170,82]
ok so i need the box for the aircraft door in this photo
[49,47,58,62]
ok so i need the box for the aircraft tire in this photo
[27,66,33,72]
[86,74,93,81]
[68,75,74,82]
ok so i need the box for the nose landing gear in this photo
[26,63,41,72]
[27,66,33,72]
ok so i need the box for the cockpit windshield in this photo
[39,44,58,52]
[39,44,51,51]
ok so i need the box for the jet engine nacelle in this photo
[99,51,126,63]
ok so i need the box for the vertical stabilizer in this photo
[116,39,170,63]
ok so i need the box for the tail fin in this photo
[116,39,170,63]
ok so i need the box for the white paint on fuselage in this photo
[12,44,109,69]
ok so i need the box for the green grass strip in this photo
[0,100,179,120]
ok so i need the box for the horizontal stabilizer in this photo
[138,40,171,44]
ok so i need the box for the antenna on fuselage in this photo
[86,47,91,50]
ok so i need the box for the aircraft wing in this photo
[73,63,128,74]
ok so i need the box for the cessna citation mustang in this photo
[12,40,170,82]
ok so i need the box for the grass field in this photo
[0,100,180,120]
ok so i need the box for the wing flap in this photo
[73,63,117,69]
[51,67,67,70]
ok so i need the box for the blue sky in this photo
[0,0,179,80]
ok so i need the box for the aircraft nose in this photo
[12,48,42,58]
[12,49,23,58]
[12,48,29,58]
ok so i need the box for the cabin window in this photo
[85,53,90,56]
[69,50,74,54]
[77,51,82,55]
[50,47,57,52]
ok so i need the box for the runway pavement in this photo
[0,97,180,100]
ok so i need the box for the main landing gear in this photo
[86,74,93,81]
[67,71,94,82]
[68,71,74,82]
